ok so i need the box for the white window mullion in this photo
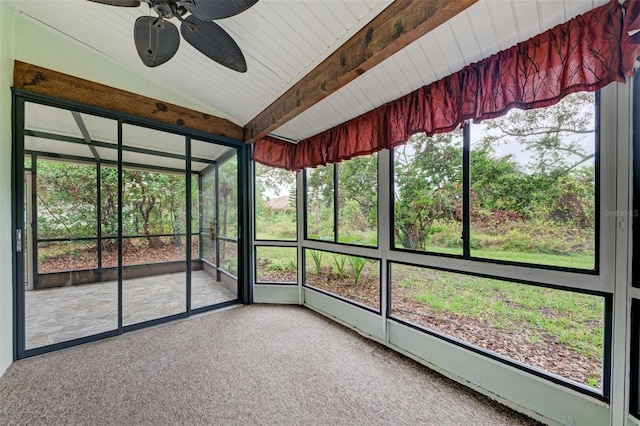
[378,149,392,342]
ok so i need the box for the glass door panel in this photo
[121,124,186,325]
[23,102,118,350]
[217,152,239,296]
[190,140,237,309]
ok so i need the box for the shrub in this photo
[309,250,323,275]
[266,257,296,272]
[348,257,369,286]
[332,254,347,277]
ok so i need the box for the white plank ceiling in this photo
[11,0,608,143]
[273,0,608,142]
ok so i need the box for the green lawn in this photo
[422,244,594,270]
[392,264,604,362]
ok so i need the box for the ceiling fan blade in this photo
[134,17,180,67]
[182,0,258,21]
[87,0,141,7]
[181,17,247,73]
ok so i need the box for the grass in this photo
[394,264,604,362]
[256,247,298,275]
[421,244,595,270]
[257,221,602,377]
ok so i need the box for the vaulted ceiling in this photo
[10,0,607,143]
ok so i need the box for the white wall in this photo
[0,0,15,378]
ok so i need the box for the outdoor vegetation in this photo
[395,92,596,270]
[32,154,238,275]
[34,91,603,390]
[304,249,380,311]
[255,246,297,283]
[390,264,604,389]
[306,155,378,245]
[254,92,603,390]
[255,164,296,240]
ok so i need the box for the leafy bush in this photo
[266,257,296,272]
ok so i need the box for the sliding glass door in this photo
[14,96,245,357]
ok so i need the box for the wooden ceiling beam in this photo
[13,61,243,140]
[243,0,477,143]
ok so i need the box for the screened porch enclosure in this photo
[19,100,242,352]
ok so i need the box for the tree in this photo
[394,129,463,249]
[480,92,595,177]
[306,165,333,230]
[36,160,97,239]
[337,154,378,231]
[473,92,596,229]
[122,169,186,248]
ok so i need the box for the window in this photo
[256,246,297,284]
[200,170,217,266]
[255,163,296,240]
[304,249,380,311]
[394,128,463,254]
[390,263,607,392]
[306,164,335,241]
[469,92,596,270]
[36,158,98,274]
[392,92,597,272]
[218,155,238,276]
[305,153,378,247]
[338,154,378,245]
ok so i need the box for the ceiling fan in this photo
[87,0,258,72]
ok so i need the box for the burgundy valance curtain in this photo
[253,0,640,171]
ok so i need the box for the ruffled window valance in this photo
[253,0,640,171]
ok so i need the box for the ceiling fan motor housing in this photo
[151,0,177,19]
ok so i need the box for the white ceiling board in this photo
[122,124,185,156]
[192,161,209,172]
[79,113,118,145]
[272,0,611,142]
[191,139,234,161]
[95,147,118,163]
[446,14,480,66]
[416,32,452,79]
[379,60,411,98]
[12,0,610,145]
[122,150,186,171]
[511,1,543,41]
[463,2,498,58]
[25,102,82,138]
[11,0,392,127]
[484,0,519,49]
[25,136,94,159]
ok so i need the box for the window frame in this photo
[294,85,618,401]
[390,92,601,276]
[302,247,383,315]
[386,259,612,400]
[303,155,380,249]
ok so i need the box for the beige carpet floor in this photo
[0,305,541,425]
